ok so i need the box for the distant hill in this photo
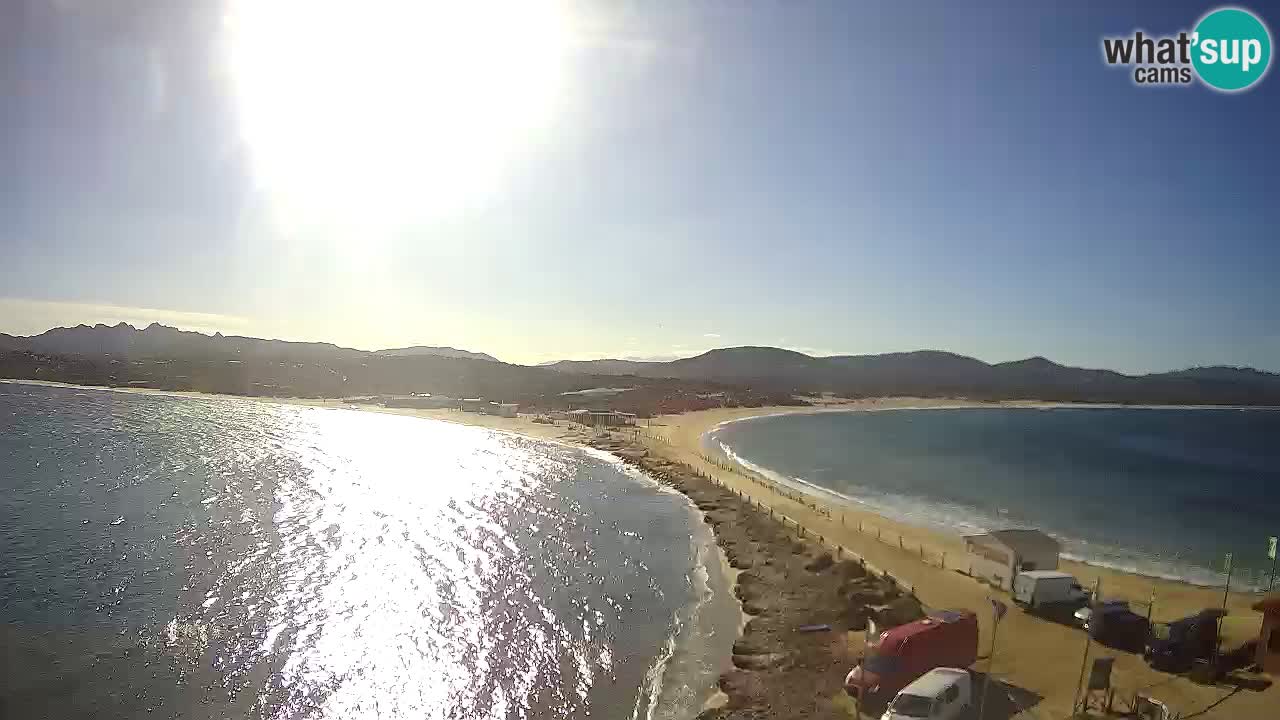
[3,325,1278,406]
[544,358,662,375]
[0,322,364,362]
[545,346,1280,405]
[0,324,798,413]
[375,346,499,362]
[0,323,495,363]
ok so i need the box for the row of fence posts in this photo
[690,434,1280,593]
[649,433,952,575]
[643,433,1246,720]
[703,466,938,593]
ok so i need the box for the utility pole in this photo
[1072,577,1101,714]
[1268,537,1277,592]
[1215,552,1233,663]
[977,598,1006,720]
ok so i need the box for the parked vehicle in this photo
[1088,605,1150,652]
[1074,599,1131,630]
[845,610,978,702]
[1145,609,1227,671]
[881,667,972,720]
[1013,570,1089,610]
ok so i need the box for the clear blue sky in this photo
[2,0,1277,371]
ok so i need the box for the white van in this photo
[1012,570,1088,610]
[881,667,971,720]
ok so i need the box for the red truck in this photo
[845,610,979,702]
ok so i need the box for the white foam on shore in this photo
[583,445,738,720]
[629,492,738,720]
[703,403,1280,440]
[710,432,1268,593]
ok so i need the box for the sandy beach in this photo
[5,381,1275,718]
[305,396,1279,718]
[631,402,1276,718]
[368,396,1279,718]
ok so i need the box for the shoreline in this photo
[5,380,1276,716]
[1,378,740,719]
[707,427,1251,592]
[590,432,901,719]
[639,403,1275,717]
[6,378,1271,601]
[690,403,1277,593]
[698,400,1280,438]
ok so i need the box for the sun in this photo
[224,0,571,228]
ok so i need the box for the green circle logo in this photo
[1192,7,1272,91]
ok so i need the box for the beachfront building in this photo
[492,402,518,418]
[566,409,637,428]
[382,394,458,409]
[1253,593,1280,675]
[961,529,1061,591]
[461,398,487,413]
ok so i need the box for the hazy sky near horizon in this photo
[2,0,1278,371]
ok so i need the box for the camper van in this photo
[845,610,978,702]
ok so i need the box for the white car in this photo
[881,667,971,720]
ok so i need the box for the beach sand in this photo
[335,396,1277,718]
[5,381,1275,717]
[634,402,1276,718]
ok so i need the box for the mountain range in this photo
[374,346,499,362]
[0,323,785,412]
[0,323,499,363]
[544,347,1280,405]
[3,324,1279,406]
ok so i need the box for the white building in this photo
[962,529,1061,591]
[566,409,636,427]
[383,394,457,409]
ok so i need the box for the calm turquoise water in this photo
[0,383,735,720]
[707,408,1280,590]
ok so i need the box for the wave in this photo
[577,443,733,720]
[633,608,681,720]
[632,492,736,720]
[716,440,992,537]
[710,435,1267,593]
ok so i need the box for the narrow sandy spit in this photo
[5,381,1274,717]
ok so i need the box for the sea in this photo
[706,407,1280,591]
[0,382,737,720]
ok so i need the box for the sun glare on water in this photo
[225,0,571,227]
